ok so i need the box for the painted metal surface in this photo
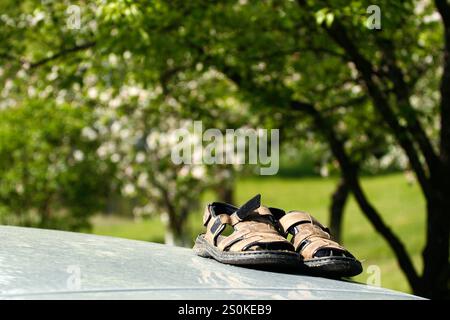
[0,226,423,300]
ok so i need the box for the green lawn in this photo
[91,172,425,294]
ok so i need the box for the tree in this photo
[299,0,450,298]
[89,81,245,246]
[0,100,111,230]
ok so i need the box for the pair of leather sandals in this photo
[193,194,362,277]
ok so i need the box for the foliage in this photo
[0,100,111,230]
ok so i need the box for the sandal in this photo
[193,194,299,267]
[270,208,362,277]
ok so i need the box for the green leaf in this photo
[315,8,330,25]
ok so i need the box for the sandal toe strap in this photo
[279,211,329,235]
[294,235,346,259]
[226,232,292,252]
[280,211,350,258]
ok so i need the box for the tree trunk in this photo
[329,178,350,243]
[420,182,450,298]
[163,208,191,247]
[39,198,52,228]
[157,185,191,247]
[215,167,235,204]
[164,219,191,247]
[216,184,234,204]
[164,225,190,247]
[420,0,450,299]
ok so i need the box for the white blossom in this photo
[137,172,149,188]
[122,183,136,196]
[88,87,98,99]
[82,127,98,141]
[135,152,146,163]
[110,153,121,163]
[111,121,122,134]
[73,150,85,162]
[191,166,206,179]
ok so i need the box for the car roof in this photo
[0,225,424,300]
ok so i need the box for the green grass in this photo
[91,172,425,294]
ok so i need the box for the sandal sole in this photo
[193,234,300,267]
[303,256,363,277]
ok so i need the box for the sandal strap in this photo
[279,211,329,235]
[217,228,252,251]
[234,194,262,220]
[296,233,346,259]
[204,214,229,245]
[203,194,262,227]
[203,195,292,251]
[227,233,287,252]
[279,211,347,258]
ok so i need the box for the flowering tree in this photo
[89,86,208,246]
[81,69,249,245]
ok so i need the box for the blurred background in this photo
[1,0,449,298]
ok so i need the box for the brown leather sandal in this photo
[271,208,362,277]
[193,195,299,267]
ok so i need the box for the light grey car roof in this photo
[0,225,423,300]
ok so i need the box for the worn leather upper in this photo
[279,211,349,259]
[202,195,294,252]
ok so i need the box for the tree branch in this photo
[435,0,450,25]
[321,19,433,200]
[28,41,96,69]
[329,176,350,243]
[375,37,440,177]
[321,95,368,115]
[0,52,19,61]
